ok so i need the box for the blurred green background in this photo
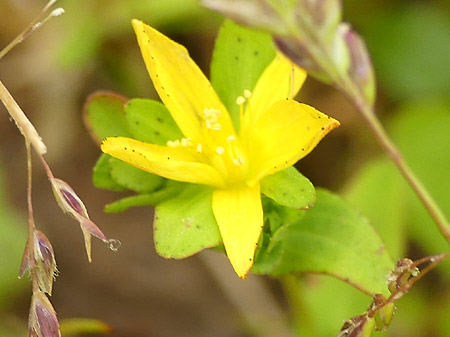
[0,0,449,336]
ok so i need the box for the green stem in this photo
[283,7,450,244]
[338,75,450,243]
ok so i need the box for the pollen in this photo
[236,96,246,105]
[216,146,225,155]
[227,135,236,143]
[181,137,192,147]
[167,140,180,147]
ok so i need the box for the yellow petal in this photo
[132,20,234,142]
[102,137,225,187]
[242,52,307,130]
[247,100,340,184]
[212,184,263,278]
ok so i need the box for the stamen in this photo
[211,123,222,131]
[181,138,192,147]
[227,135,236,143]
[236,96,246,105]
[233,158,245,166]
[196,143,203,153]
[216,146,225,155]
[244,89,252,98]
[167,140,180,147]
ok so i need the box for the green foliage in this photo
[254,189,394,295]
[84,92,131,142]
[125,99,183,145]
[362,4,450,101]
[109,157,164,193]
[154,184,221,258]
[261,167,316,210]
[210,20,276,129]
[346,99,450,269]
[0,164,27,310]
[60,318,111,336]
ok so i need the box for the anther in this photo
[211,123,222,131]
[227,135,236,143]
[233,158,244,166]
[196,143,203,153]
[181,138,192,147]
[216,146,225,155]
[243,89,252,98]
[236,96,246,105]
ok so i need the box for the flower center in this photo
[166,91,255,186]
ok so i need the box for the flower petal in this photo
[242,52,307,129]
[212,184,263,278]
[247,100,339,184]
[102,137,225,187]
[132,20,234,142]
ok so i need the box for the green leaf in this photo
[109,157,164,193]
[261,167,316,209]
[125,98,183,145]
[60,318,111,336]
[210,20,276,129]
[345,158,407,259]
[0,163,27,309]
[92,154,126,191]
[253,189,394,295]
[104,182,183,213]
[83,91,132,143]
[154,184,221,258]
[365,4,450,100]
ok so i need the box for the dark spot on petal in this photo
[321,127,325,130]
[302,148,305,151]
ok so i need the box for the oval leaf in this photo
[253,188,394,295]
[125,98,183,145]
[83,91,131,143]
[261,167,315,209]
[154,184,221,259]
[109,157,164,193]
[92,154,126,191]
[210,20,276,128]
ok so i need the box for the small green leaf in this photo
[109,157,164,193]
[261,167,316,209]
[104,182,183,213]
[60,318,112,336]
[210,20,276,129]
[154,184,221,258]
[253,189,394,295]
[125,98,183,145]
[83,91,132,143]
[92,154,126,191]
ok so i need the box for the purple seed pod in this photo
[28,291,61,337]
[51,177,108,262]
[33,230,57,295]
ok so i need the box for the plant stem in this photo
[338,76,450,243]
[285,10,450,244]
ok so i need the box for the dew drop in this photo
[108,239,121,252]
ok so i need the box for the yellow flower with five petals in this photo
[101,20,340,278]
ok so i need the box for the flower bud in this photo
[202,0,288,35]
[29,291,61,337]
[51,177,108,262]
[340,24,376,106]
[387,258,419,294]
[339,314,375,337]
[33,230,57,295]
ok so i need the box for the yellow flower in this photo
[101,20,340,278]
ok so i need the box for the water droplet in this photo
[108,239,121,252]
